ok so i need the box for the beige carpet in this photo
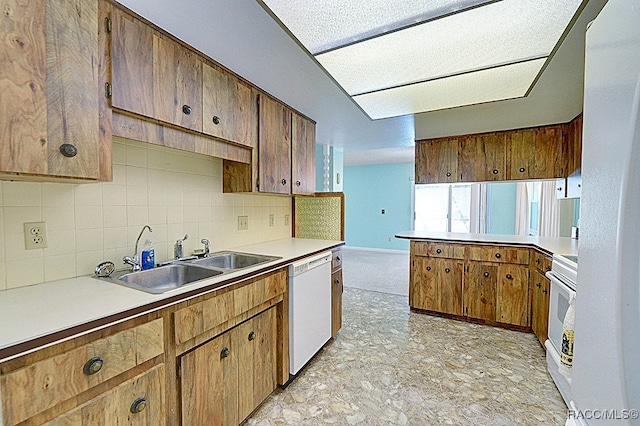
[341,247,409,296]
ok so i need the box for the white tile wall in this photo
[0,137,292,291]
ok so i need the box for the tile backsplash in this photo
[0,137,292,291]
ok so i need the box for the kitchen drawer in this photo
[533,250,552,273]
[466,245,530,265]
[174,269,287,345]
[0,319,163,425]
[412,241,465,259]
[331,248,343,271]
[44,364,165,425]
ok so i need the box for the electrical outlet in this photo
[238,215,249,230]
[284,214,290,226]
[24,222,48,249]
[269,214,275,227]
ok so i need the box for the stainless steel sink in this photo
[106,264,224,294]
[188,251,281,270]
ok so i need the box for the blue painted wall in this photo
[343,163,414,250]
[315,144,325,192]
[488,182,517,235]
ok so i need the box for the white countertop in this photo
[395,231,579,256]
[0,238,342,360]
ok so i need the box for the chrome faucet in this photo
[123,225,153,271]
[174,234,188,259]
[201,239,210,257]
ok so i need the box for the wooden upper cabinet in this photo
[110,8,154,119]
[507,129,535,180]
[291,113,316,195]
[459,133,506,182]
[202,64,257,147]
[258,95,291,194]
[111,10,202,131]
[415,138,458,184]
[534,125,565,179]
[0,0,101,180]
[565,114,583,176]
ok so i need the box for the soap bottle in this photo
[141,239,155,270]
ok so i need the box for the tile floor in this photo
[248,286,567,425]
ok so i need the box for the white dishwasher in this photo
[289,251,332,375]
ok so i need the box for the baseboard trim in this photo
[343,246,408,254]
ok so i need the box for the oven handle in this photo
[546,271,576,295]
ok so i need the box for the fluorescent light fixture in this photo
[260,0,495,54]
[353,58,546,120]
[259,0,584,118]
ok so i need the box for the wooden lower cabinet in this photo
[44,365,165,426]
[438,259,464,316]
[497,264,530,327]
[410,256,463,315]
[331,269,343,336]
[464,262,498,322]
[180,307,277,426]
[531,269,551,346]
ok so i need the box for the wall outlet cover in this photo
[24,221,48,249]
[284,214,290,226]
[269,214,275,227]
[238,215,249,231]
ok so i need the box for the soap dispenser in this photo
[141,238,155,270]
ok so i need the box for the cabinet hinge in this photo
[177,364,181,379]
[105,82,112,99]
[256,178,260,190]
[105,17,112,33]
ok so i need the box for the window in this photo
[527,181,541,236]
[414,183,481,232]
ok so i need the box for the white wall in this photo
[0,137,292,291]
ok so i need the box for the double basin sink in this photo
[101,251,281,294]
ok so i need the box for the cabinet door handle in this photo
[444,268,451,273]
[220,347,230,359]
[335,279,340,285]
[506,274,513,280]
[492,169,499,175]
[542,289,548,294]
[83,356,104,375]
[296,180,301,186]
[248,331,256,341]
[546,266,551,271]
[446,172,451,177]
[483,271,490,278]
[536,282,541,288]
[426,266,431,271]
[536,258,541,264]
[436,249,442,254]
[212,115,221,125]
[60,143,78,158]
[519,167,526,173]
[495,253,501,259]
[182,104,192,115]
[336,257,341,261]
[281,179,287,185]
[130,397,147,414]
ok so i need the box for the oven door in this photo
[546,271,576,355]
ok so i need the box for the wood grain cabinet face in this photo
[534,125,565,179]
[507,129,535,180]
[180,307,277,426]
[410,256,438,312]
[44,365,165,426]
[531,268,551,346]
[497,264,529,326]
[202,63,257,147]
[111,9,203,132]
[291,112,316,195]
[459,134,506,182]
[0,0,101,180]
[437,259,464,316]
[464,262,498,322]
[415,138,458,184]
[258,95,292,194]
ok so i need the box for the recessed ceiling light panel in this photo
[353,58,546,119]
[260,0,495,54]
[317,0,582,95]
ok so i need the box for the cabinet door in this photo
[565,115,582,176]
[181,331,238,426]
[45,365,165,426]
[111,8,154,119]
[291,112,316,195]
[237,307,277,422]
[459,134,506,182]
[0,0,100,179]
[152,35,202,131]
[258,95,291,194]
[331,269,343,336]
[410,256,438,311]
[507,129,535,180]
[415,138,458,183]
[202,63,256,146]
[437,259,463,316]
[531,270,551,346]
[534,125,565,179]
[496,264,529,326]
[464,262,497,321]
